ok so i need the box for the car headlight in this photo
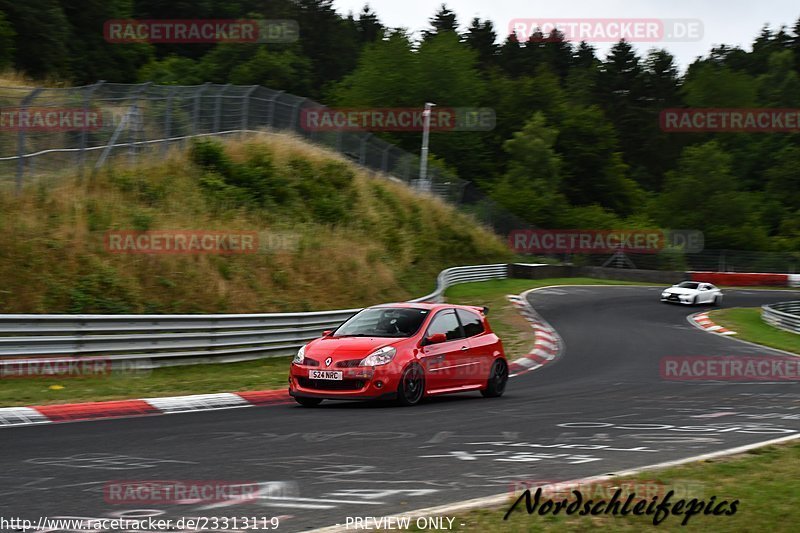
[293,344,306,364]
[360,346,396,366]
[661,292,669,297]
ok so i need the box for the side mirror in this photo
[322,330,332,337]
[425,333,447,345]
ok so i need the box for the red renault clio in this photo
[288,303,508,407]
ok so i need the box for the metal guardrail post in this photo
[15,87,43,194]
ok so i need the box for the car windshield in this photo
[677,282,700,289]
[334,307,429,338]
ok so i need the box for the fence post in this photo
[335,129,343,152]
[381,144,392,173]
[78,81,105,176]
[358,135,368,165]
[241,85,258,137]
[213,83,231,134]
[129,82,151,165]
[15,87,43,195]
[265,90,284,128]
[192,82,212,137]
[290,97,307,135]
[162,86,176,155]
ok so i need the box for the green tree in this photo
[0,0,71,78]
[416,31,484,105]
[541,29,573,79]
[138,55,203,85]
[61,0,152,83]
[294,0,360,96]
[463,17,497,70]
[229,47,312,95]
[331,30,417,107]
[498,33,526,77]
[354,4,383,43]
[757,50,800,107]
[491,112,567,226]
[683,62,758,107]
[423,3,458,41]
[765,145,800,214]
[0,10,15,71]
[651,142,769,250]
[556,105,643,216]
[415,31,490,181]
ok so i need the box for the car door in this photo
[699,284,713,303]
[419,309,468,391]
[456,308,492,385]
[708,284,721,303]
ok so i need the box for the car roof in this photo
[367,302,485,314]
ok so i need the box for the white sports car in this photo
[661,281,723,306]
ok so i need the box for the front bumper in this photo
[288,363,403,400]
[661,294,693,304]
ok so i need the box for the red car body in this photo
[288,303,508,406]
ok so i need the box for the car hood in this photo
[305,336,403,360]
[663,287,698,295]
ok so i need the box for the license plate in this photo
[309,370,342,380]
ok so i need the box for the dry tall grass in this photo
[0,132,511,313]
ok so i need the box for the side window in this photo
[456,309,484,338]
[427,310,464,341]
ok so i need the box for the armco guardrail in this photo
[0,264,508,369]
[762,301,800,334]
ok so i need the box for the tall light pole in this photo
[419,102,436,192]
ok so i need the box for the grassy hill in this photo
[0,132,511,313]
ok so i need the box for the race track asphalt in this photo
[2,286,800,532]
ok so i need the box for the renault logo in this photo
[325,357,333,367]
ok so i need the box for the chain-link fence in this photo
[2,82,795,274]
[0,82,470,203]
